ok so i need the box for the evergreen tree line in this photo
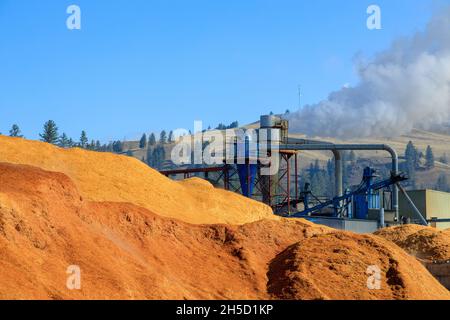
[215,121,239,130]
[146,145,166,169]
[302,159,334,198]
[138,130,174,149]
[4,121,125,153]
[300,151,358,198]
[404,141,436,171]
[402,141,450,190]
[140,120,239,167]
[4,122,174,169]
[137,131,176,169]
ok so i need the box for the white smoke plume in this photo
[288,7,450,138]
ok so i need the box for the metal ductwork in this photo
[279,143,400,221]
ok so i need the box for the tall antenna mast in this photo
[298,85,302,108]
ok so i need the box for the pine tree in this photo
[9,124,23,137]
[112,140,123,153]
[139,133,147,149]
[148,145,166,169]
[405,141,419,169]
[305,160,328,196]
[79,131,88,148]
[39,120,59,144]
[168,131,174,143]
[440,153,449,164]
[148,133,156,146]
[405,161,417,189]
[326,159,334,178]
[146,147,153,166]
[418,151,424,161]
[313,159,320,173]
[436,174,450,192]
[425,145,435,169]
[228,121,239,129]
[158,146,166,168]
[308,162,315,181]
[106,142,113,152]
[316,171,329,196]
[58,133,71,148]
[404,141,419,188]
[160,130,167,144]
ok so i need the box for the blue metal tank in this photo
[237,164,258,197]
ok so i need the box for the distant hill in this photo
[121,124,450,192]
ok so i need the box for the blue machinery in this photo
[237,163,258,197]
[292,167,405,219]
[293,166,428,226]
[233,160,427,226]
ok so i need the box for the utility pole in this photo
[298,85,302,108]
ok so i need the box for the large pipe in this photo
[280,143,399,221]
[379,189,385,228]
[331,150,343,197]
[286,138,343,198]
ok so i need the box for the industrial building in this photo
[399,189,450,229]
[161,115,446,232]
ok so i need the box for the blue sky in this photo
[0,0,444,142]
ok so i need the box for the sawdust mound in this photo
[1,163,448,299]
[375,225,450,262]
[0,136,274,225]
[267,232,450,300]
[0,162,330,299]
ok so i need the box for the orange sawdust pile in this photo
[0,136,274,225]
[267,232,450,300]
[0,162,329,299]
[1,163,449,299]
[375,225,450,262]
